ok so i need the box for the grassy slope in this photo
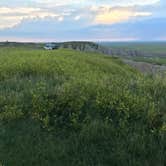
[0,48,166,166]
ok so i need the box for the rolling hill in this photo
[0,48,165,166]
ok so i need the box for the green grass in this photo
[130,57,166,65]
[0,48,166,166]
[101,42,166,56]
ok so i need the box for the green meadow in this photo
[130,57,166,65]
[101,42,166,56]
[0,48,166,166]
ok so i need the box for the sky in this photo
[0,0,165,42]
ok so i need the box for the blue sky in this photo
[0,0,165,41]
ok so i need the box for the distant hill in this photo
[59,41,105,53]
[100,42,166,57]
[0,41,107,53]
[58,41,166,58]
[1,41,166,58]
[0,41,44,49]
[57,41,148,57]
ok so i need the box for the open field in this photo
[129,57,166,65]
[100,42,166,57]
[0,48,166,166]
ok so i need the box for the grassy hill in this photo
[0,42,44,50]
[0,48,166,166]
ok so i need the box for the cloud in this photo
[0,0,164,41]
[0,4,155,31]
[30,0,160,7]
[0,0,161,30]
[0,7,63,29]
[0,0,160,8]
[0,17,165,41]
[94,7,152,24]
[31,0,160,6]
[74,15,81,21]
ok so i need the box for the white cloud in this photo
[93,7,152,24]
[134,12,152,17]
[0,0,160,30]
[32,0,160,7]
[74,15,81,21]
[0,7,62,29]
[58,16,64,21]
[102,0,160,6]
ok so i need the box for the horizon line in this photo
[0,40,166,43]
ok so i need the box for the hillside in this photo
[0,48,166,166]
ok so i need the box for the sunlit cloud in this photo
[0,0,164,41]
[0,7,63,29]
[0,0,161,29]
[94,7,152,24]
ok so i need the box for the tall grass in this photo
[0,48,165,166]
